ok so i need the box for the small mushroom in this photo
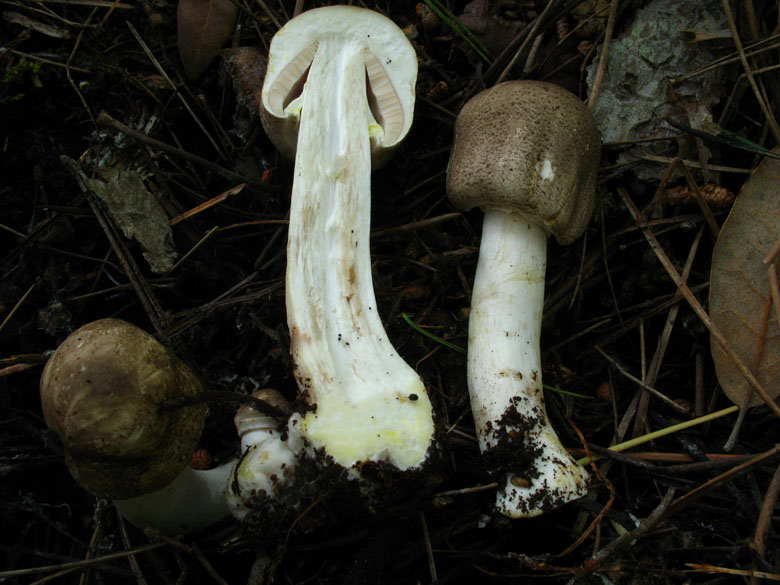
[260,7,435,476]
[227,389,297,520]
[446,81,600,518]
[40,318,231,534]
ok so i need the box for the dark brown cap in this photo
[40,319,206,499]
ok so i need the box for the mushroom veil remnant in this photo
[40,318,232,534]
[260,7,435,476]
[446,81,600,518]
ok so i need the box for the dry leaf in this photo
[86,167,178,274]
[710,152,780,407]
[177,0,238,80]
[4,11,71,39]
[221,46,267,116]
[457,0,521,57]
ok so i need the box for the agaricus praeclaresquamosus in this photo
[39,318,233,534]
[446,80,601,518]
[259,6,435,476]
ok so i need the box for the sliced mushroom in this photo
[259,7,435,478]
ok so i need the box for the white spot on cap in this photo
[538,159,555,181]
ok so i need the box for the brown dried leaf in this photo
[457,0,521,57]
[177,0,238,80]
[710,152,780,406]
[221,47,267,116]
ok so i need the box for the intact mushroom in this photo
[260,6,435,475]
[446,81,600,518]
[40,318,232,534]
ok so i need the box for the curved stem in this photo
[115,464,233,534]
[468,209,588,518]
[285,39,434,470]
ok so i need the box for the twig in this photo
[768,264,780,334]
[432,482,499,498]
[582,488,676,573]
[665,444,780,517]
[670,34,780,85]
[420,512,437,582]
[723,291,771,450]
[646,224,704,387]
[88,196,167,336]
[65,10,95,126]
[568,449,749,464]
[61,156,169,336]
[96,112,271,191]
[576,405,739,466]
[169,226,219,272]
[556,421,616,558]
[595,346,688,414]
[6,48,89,72]
[496,0,557,84]
[686,564,780,581]
[0,544,166,578]
[752,462,780,577]
[117,512,148,585]
[678,162,720,238]
[641,154,754,174]
[371,212,462,238]
[635,224,704,434]
[124,21,227,162]
[255,0,283,28]
[721,0,780,143]
[0,281,36,337]
[587,0,619,110]
[618,186,780,420]
[30,0,131,6]
[161,390,291,418]
[169,184,246,226]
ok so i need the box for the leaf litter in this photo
[1,0,780,583]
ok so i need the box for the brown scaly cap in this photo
[40,318,206,499]
[446,81,601,244]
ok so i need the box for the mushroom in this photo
[446,81,600,518]
[260,6,435,475]
[40,318,232,534]
[227,389,297,520]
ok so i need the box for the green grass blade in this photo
[402,312,466,354]
[402,313,591,399]
[421,0,493,64]
[576,405,739,466]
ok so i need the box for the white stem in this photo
[468,209,588,518]
[114,463,233,534]
[285,39,433,470]
[227,411,297,520]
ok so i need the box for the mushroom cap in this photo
[260,5,417,168]
[40,318,206,499]
[234,388,291,440]
[446,81,601,244]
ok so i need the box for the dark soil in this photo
[2,1,780,584]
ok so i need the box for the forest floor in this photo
[2,1,780,584]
